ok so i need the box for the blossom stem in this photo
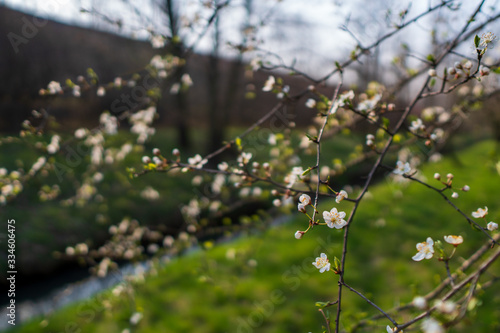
[342,282,398,327]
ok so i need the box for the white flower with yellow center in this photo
[444,235,463,246]
[487,222,498,231]
[386,325,402,333]
[323,208,347,229]
[472,206,488,218]
[299,194,311,206]
[412,237,434,261]
[312,253,330,273]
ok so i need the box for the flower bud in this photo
[271,189,279,196]
[412,296,427,310]
[446,173,454,179]
[480,66,490,76]
[332,256,341,274]
[428,69,437,77]
[462,185,470,192]
[451,192,459,199]
[298,203,307,213]
[463,61,472,70]
[294,230,304,239]
[172,148,180,156]
[448,67,456,75]
[152,148,161,156]
[153,156,162,165]
[434,173,441,180]
[142,156,151,164]
[387,103,395,111]
[454,61,463,70]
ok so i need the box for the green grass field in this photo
[8,139,500,332]
[0,126,365,276]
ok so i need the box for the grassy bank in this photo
[8,140,500,332]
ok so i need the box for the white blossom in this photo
[47,135,61,154]
[140,186,160,200]
[421,318,444,333]
[487,221,498,231]
[129,312,143,325]
[285,167,304,188]
[444,235,463,245]
[305,98,316,108]
[412,296,427,309]
[409,118,425,133]
[97,86,106,96]
[47,81,62,94]
[187,154,208,169]
[412,237,434,261]
[75,128,88,139]
[130,107,156,143]
[323,208,347,229]
[100,112,118,135]
[181,73,193,87]
[299,194,311,206]
[335,190,348,203]
[312,253,330,273]
[472,206,488,218]
[262,76,275,92]
[250,57,262,71]
[150,34,166,48]
[393,161,411,175]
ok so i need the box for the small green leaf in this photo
[426,54,435,62]
[382,117,390,129]
[315,301,329,308]
[302,167,312,176]
[474,34,481,48]
[429,78,436,87]
[65,79,75,88]
[305,133,318,142]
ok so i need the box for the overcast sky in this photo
[2,0,499,78]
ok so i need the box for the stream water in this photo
[0,215,291,330]
[0,258,159,331]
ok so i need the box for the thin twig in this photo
[342,282,398,327]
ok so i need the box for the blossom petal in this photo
[412,252,425,261]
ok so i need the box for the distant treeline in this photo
[0,5,315,134]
